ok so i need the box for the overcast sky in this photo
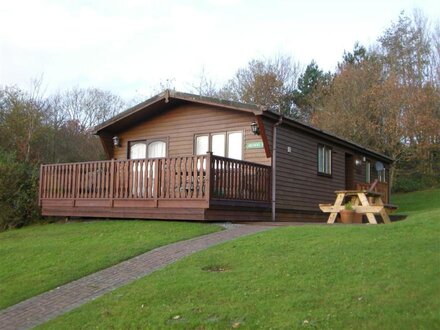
[0,0,438,100]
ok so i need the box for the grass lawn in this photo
[0,220,221,310]
[41,189,440,329]
[391,188,440,214]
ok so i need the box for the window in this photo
[128,139,167,159]
[195,131,243,160]
[195,136,209,155]
[147,141,166,158]
[375,161,386,183]
[228,132,243,160]
[129,142,147,160]
[318,145,332,175]
[212,133,226,157]
[366,161,371,183]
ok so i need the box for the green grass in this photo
[41,189,440,329]
[392,188,440,214]
[0,220,220,310]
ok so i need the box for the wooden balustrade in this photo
[40,155,211,203]
[210,155,271,202]
[355,181,389,203]
[39,154,271,205]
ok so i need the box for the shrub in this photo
[0,150,41,231]
[393,173,440,193]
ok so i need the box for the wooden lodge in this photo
[38,90,393,222]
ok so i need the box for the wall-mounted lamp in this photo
[250,121,260,135]
[355,159,362,166]
[112,136,121,148]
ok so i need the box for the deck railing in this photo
[39,154,271,205]
[211,156,271,201]
[355,181,389,203]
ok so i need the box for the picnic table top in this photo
[334,190,382,197]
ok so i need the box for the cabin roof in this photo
[93,90,263,134]
[94,90,393,163]
[262,109,394,162]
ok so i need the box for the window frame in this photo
[317,144,332,177]
[194,134,210,156]
[127,140,147,160]
[194,130,244,160]
[127,137,169,159]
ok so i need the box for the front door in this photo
[345,153,355,190]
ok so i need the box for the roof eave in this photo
[261,110,394,163]
[92,91,168,135]
[93,90,264,135]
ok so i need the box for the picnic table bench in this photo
[319,190,398,224]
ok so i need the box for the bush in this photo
[0,150,41,231]
[393,173,440,193]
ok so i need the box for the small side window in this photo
[318,145,332,175]
[366,161,371,183]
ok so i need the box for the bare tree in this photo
[379,10,432,87]
[432,22,440,86]
[218,55,301,115]
[53,87,126,130]
[190,68,219,97]
[44,87,127,162]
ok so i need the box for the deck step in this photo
[384,204,398,214]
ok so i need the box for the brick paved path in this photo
[0,225,271,330]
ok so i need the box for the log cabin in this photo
[38,90,393,222]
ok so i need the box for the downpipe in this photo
[272,117,283,222]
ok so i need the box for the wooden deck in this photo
[39,154,272,221]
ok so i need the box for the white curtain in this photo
[130,143,146,159]
[148,141,166,158]
[130,143,146,197]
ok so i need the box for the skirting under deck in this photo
[40,199,273,222]
[41,199,329,223]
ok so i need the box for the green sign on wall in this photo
[246,141,264,149]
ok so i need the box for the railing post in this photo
[205,152,213,203]
[72,163,77,202]
[153,159,160,203]
[109,159,115,207]
[268,167,272,202]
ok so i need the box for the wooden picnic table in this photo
[319,190,392,224]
